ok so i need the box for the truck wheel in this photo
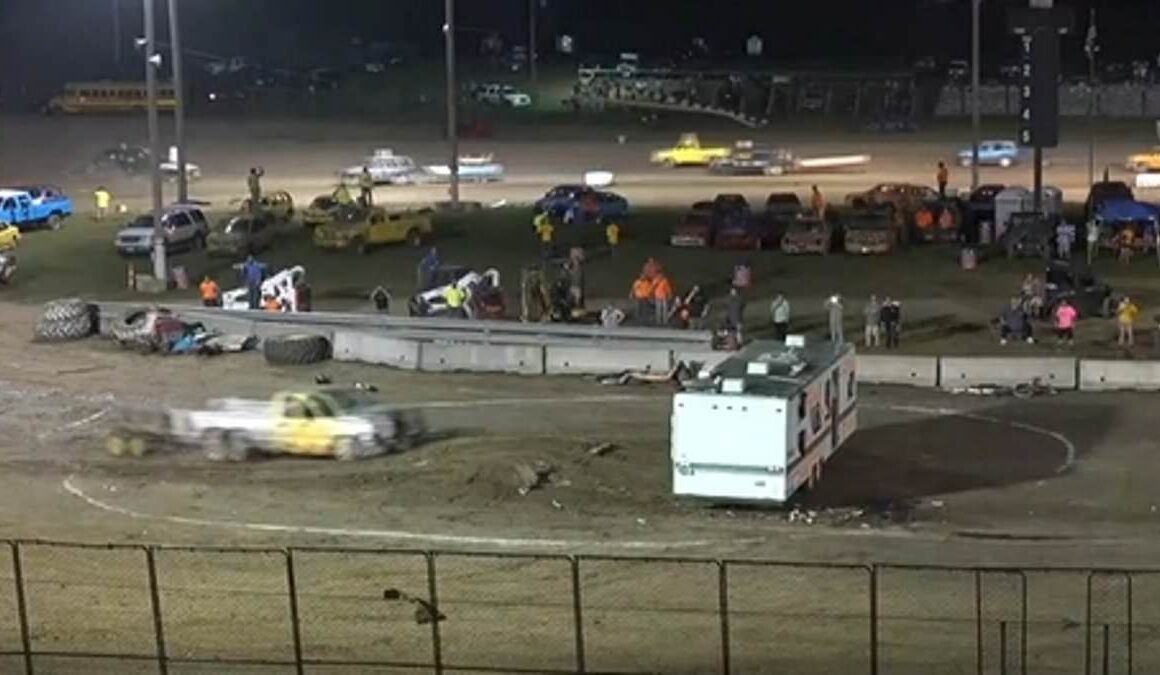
[262,334,332,366]
[203,430,228,462]
[225,433,255,462]
[35,313,96,342]
[41,298,91,322]
[406,228,422,247]
[47,213,63,231]
[335,437,371,461]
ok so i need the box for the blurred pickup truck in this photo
[0,186,73,230]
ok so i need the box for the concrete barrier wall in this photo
[545,346,673,375]
[939,356,1077,389]
[419,342,545,375]
[333,331,421,371]
[856,355,939,387]
[1079,359,1160,391]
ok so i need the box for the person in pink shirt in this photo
[1054,299,1078,346]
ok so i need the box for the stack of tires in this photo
[262,334,332,365]
[34,298,96,342]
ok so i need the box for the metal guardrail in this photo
[98,302,714,348]
[0,539,1153,674]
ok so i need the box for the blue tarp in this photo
[1096,198,1160,222]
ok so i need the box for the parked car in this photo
[780,217,832,255]
[206,212,278,257]
[0,186,73,231]
[313,206,433,254]
[341,149,419,185]
[474,83,532,107]
[843,211,898,255]
[957,140,1023,168]
[670,208,717,247]
[533,185,629,222]
[947,59,970,81]
[845,183,937,214]
[114,205,208,256]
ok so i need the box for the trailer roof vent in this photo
[721,378,746,394]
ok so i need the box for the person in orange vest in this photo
[914,206,934,232]
[652,273,674,326]
[262,294,282,312]
[198,275,221,307]
[630,275,654,324]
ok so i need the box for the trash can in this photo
[960,247,977,270]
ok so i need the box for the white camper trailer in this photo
[670,338,858,502]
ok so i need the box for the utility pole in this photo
[166,0,188,203]
[529,0,538,87]
[970,0,981,191]
[444,0,460,208]
[1085,7,1098,187]
[144,0,167,283]
[112,0,122,69]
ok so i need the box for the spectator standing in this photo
[770,294,790,340]
[1054,298,1077,346]
[936,161,949,199]
[1117,296,1140,346]
[93,186,112,221]
[1056,220,1075,259]
[862,294,881,348]
[810,185,826,219]
[726,287,746,342]
[999,297,1033,345]
[1087,220,1100,264]
[1119,228,1135,264]
[825,295,844,345]
[880,297,902,348]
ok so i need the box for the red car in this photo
[670,206,716,247]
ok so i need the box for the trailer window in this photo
[810,404,822,434]
[284,400,312,419]
[797,396,806,420]
[847,371,856,398]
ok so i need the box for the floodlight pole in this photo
[112,0,122,68]
[529,0,538,86]
[167,0,188,203]
[144,0,167,282]
[970,0,981,191]
[444,0,460,208]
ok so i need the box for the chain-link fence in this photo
[1,540,1159,674]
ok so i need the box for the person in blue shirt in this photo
[417,247,440,291]
[240,255,266,309]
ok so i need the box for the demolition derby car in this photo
[650,133,733,167]
[341,149,505,185]
[408,266,505,319]
[105,388,425,461]
[313,206,433,254]
[780,217,832,254]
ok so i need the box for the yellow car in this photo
[650,133,733,167]
[313,206,433,254]
[1126,148,1160,173]
[0,223,21,251]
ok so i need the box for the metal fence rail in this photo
[0,539,1155,674]
[97,302,714,348]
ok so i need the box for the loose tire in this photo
[262,334,332,366]
[42,298,90,322]
[35,313,95,341]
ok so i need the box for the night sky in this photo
[2,0,1158,98]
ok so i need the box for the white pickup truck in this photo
[107,388,425,461]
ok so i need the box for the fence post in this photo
[10,542,33,675]
[425,552,444,675]
[717,561,731,675]
[144,547,169,675]
[284,550,305,675]
[570,556,586,674]
[868,565,878,675]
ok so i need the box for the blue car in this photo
[956,140,1023,168]
[0,185,74,230]
[534,185,629,223]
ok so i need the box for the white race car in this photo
[341,149,420,185]
[421,154,505,183]
[222,265,307,312]
[408,267,503,318]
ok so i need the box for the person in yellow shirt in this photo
[535,216,555,258]
[442,283,466,317]
[93,186,112,221]
[1117,296,1140,346]
[198,275,221,307]
[605,220,621,252]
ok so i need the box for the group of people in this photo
[629,258,675,325]
[531,210,621,260]
[857,295,903,349]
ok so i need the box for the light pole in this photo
[970,0,981,191]
[444,0,460,208]
[166,0,188,203]
[1084,8,1097,187]
[143,0,167,282]
[528,0,538,87]
[112,0,122,68]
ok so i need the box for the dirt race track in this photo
[0,299,1158,673]
[4,115,1160,672]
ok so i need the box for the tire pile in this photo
[34,298,97,342]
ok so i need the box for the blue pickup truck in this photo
[0,186,74,230]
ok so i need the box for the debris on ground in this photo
[515,461,555,495]
[948,379,1056,398]
[551,499,564,510]
[354,381,379,392]
[585,442,617,457]
[108,306,255,356]
[314,374,332,385]
[596,362,695,386]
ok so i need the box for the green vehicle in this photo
[205,212,279,257]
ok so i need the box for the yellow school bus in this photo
[46,81,177,114]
